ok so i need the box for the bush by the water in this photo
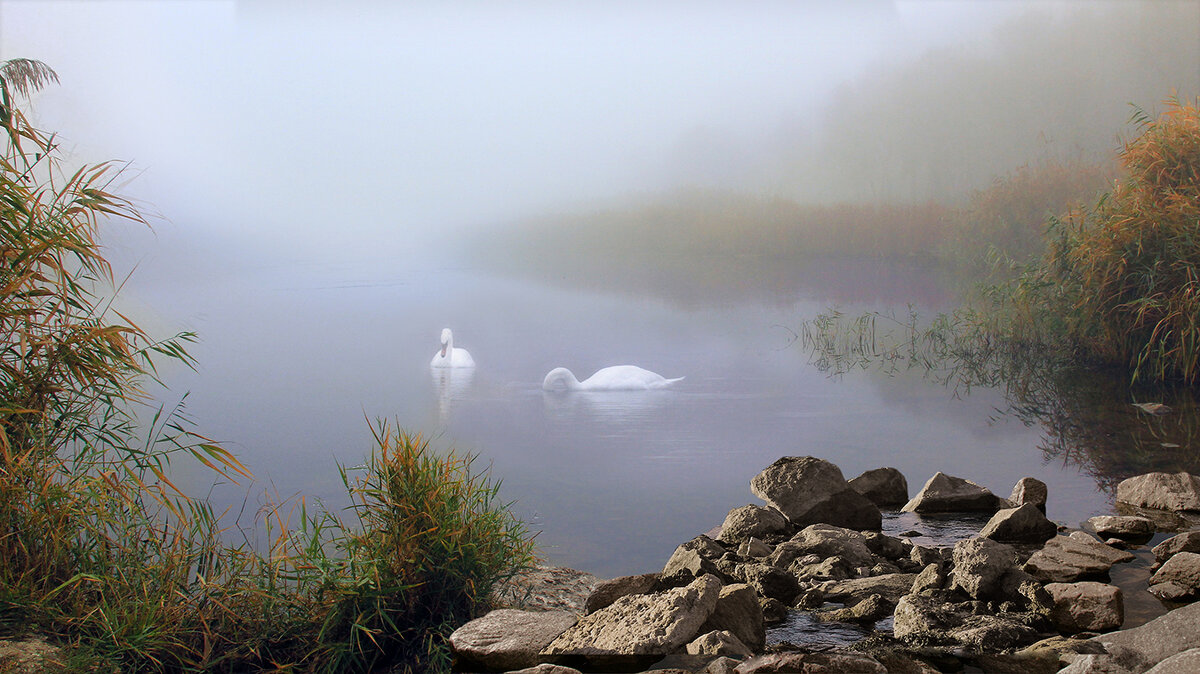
[0,58,534,673]
[1002,96,1200,384]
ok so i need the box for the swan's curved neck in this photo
[440,330,453,357]
[543,367,580,391]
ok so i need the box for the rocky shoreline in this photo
[453,456,1200,673]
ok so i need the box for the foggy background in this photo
[3,1,1194,290]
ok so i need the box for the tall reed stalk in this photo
[1,59,535,672]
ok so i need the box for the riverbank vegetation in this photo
[1,59,534,673]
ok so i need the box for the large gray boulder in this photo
[448,609,577,672]
[750,456,882,530]
[980,503,1058,544]
[1117,472,1200,512]
[1153,531,1200,565]
[1024,533,1134,583]
[1089,599,1200,672]
[1149,551,1200,602]
[544,574,721,661]
[699,583,765,652]
[1045,582,1124,633]
[1010,477,1049,512]
[848,467,909,507]
[718,504,789,544]
[902,472,1005,513]
[950,536,1018,599]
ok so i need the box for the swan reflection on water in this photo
[431,360,475,423]
[541,387,679,420]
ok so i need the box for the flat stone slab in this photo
[449,609,577,672]
[1024,533,1134,583]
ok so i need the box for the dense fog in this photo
[0,1,1196,275]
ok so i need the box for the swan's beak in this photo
[440,344,449,357]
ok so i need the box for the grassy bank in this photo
[1,59,534,673]
[803,96,1200,388]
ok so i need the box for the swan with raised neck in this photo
[430,328,475,368]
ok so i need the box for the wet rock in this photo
[749,456,882,530]
[848,466,910,507]
[719,504,789,544]
[1024,533,1134,583]
[1088,515,1156,540]
[700,583,765,652]
[585,573,660,614]
[820,572,920,604]
[950,536,1019,599]
[1153,531,1200,565]
[448,609,577,672]
[902,472,1005,513]
[1116,472,1200,512]
[1045,582,1124,633]
[817,593,892,624]
[686,630,753,658]
[734,652,887,673]
[1149,551,1200,601]
[738,537,773,558]
[544,574,721,663]
[980,503,1058,544]
[1010,477,1049,513]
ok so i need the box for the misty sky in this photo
[0,0,1063,271]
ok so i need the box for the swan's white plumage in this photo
[430,328,475,368]
[542,365,683,391]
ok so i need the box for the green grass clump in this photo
[1,59,534,673]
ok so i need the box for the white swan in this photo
[542,365,683,391]
[430,328,475,368]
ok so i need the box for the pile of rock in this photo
[450,459,1200,673]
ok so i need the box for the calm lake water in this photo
[147,254,1194,580]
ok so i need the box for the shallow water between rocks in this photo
[147,257,1196,645]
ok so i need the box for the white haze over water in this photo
[3,2,1199,577]
[2,0,1039,274]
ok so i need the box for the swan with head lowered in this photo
[542,365,683,391]
[430,328,475,368]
